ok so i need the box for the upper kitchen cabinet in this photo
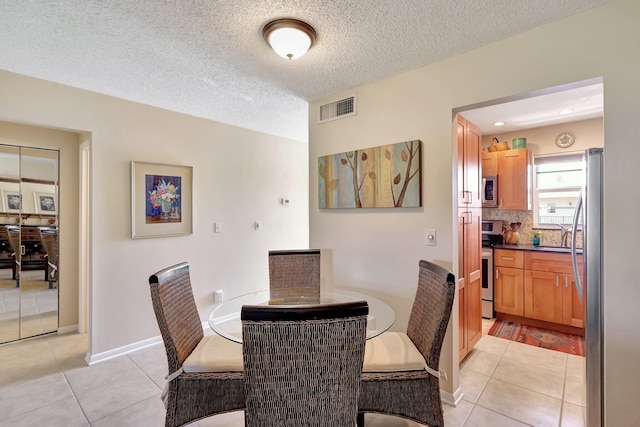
[457,115,482,208]
[481,148,532,210]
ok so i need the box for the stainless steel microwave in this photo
[482,175,498,208]
[481,220,503,235]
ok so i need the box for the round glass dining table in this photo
[208,289,395,343]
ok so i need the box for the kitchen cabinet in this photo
[456,114,482,361]
[481,148,532,210]
[457,115,482,208]
[481,151,498,176]
[494,247,585,332]
[494,249,524,316]
[524,251,585,328]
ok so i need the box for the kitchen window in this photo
[533,153,584,227]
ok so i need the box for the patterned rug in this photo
[488,320,585,357]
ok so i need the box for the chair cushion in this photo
[363,331,426,372]
[183,335,243,372]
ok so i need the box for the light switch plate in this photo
[214,222,222,233]
[426,228,437,246]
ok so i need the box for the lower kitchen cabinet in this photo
[494,248,585,330]
[458,207,482,361]
[524,270,563,323]
[495,266,524,316]
[562,273,585,328]
[494,249,524,316]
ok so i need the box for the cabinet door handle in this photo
[565,276,569,288]
[556,276,560,287]
[495,269,499,280]
[463,212,472,224]
[502,256,514,261]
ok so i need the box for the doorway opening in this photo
[452,77,604,426]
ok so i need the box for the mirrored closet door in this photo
[0,144,59,344]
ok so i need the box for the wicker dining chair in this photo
[268,249,321,301]
[357,260,456,427]
[4,225,21,286]
[148,262,245,427]
[241,301,369,427]
[38,226,58,289]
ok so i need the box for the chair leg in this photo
[357,412,365,427]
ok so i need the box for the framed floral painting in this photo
[1,191,21,213]
[131,161,193,238]
[34,192,57,214]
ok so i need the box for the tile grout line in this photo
[47,336,92,426]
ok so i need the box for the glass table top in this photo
[208,289,395,343]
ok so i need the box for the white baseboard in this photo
[85,323,212,365]
[441,387,465,407]
[85,335,163,365]
[57,324,79,335]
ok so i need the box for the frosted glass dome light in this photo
[263,19,316,60]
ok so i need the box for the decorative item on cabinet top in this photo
[487,137,509,152]
[512,138,527,149]
[318,140,422,209]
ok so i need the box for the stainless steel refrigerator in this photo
[571,147,604,427]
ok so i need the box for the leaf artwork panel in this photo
[318,140,422,208]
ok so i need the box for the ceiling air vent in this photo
[318,95,356,123]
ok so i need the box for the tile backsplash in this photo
[483,209,583,248]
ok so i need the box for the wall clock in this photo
[555,132,575,148]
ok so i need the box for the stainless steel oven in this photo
[481,248,494,319]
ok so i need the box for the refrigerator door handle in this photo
[571,192,583,301]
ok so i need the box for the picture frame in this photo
[318,140,422,208]
[33,192,57,214]
[131,161,193,239]
[1,191,22,213]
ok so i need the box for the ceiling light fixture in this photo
[262,18,316,60]
[493,121,505,126]
[559,109,574,115]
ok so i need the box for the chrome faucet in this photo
[557,224,572,248]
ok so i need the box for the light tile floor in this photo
[0,321,585,426]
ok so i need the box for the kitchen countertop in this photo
[492,244,583,254]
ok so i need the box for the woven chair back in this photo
[38,227,58,279]
[406,260,456,370]
[268,249,320,301]
[241,301,368,427]
[148,262,203,372]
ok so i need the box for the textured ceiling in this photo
[0,0,612,141]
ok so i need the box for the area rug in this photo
[488,320,585,356]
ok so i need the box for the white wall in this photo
[309,0,639,423]
[0,71,310,359]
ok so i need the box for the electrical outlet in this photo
[214,290,223,303]
[426,228,437,246]
[254,221,261,231]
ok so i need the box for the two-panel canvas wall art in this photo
[318,140,422,209]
